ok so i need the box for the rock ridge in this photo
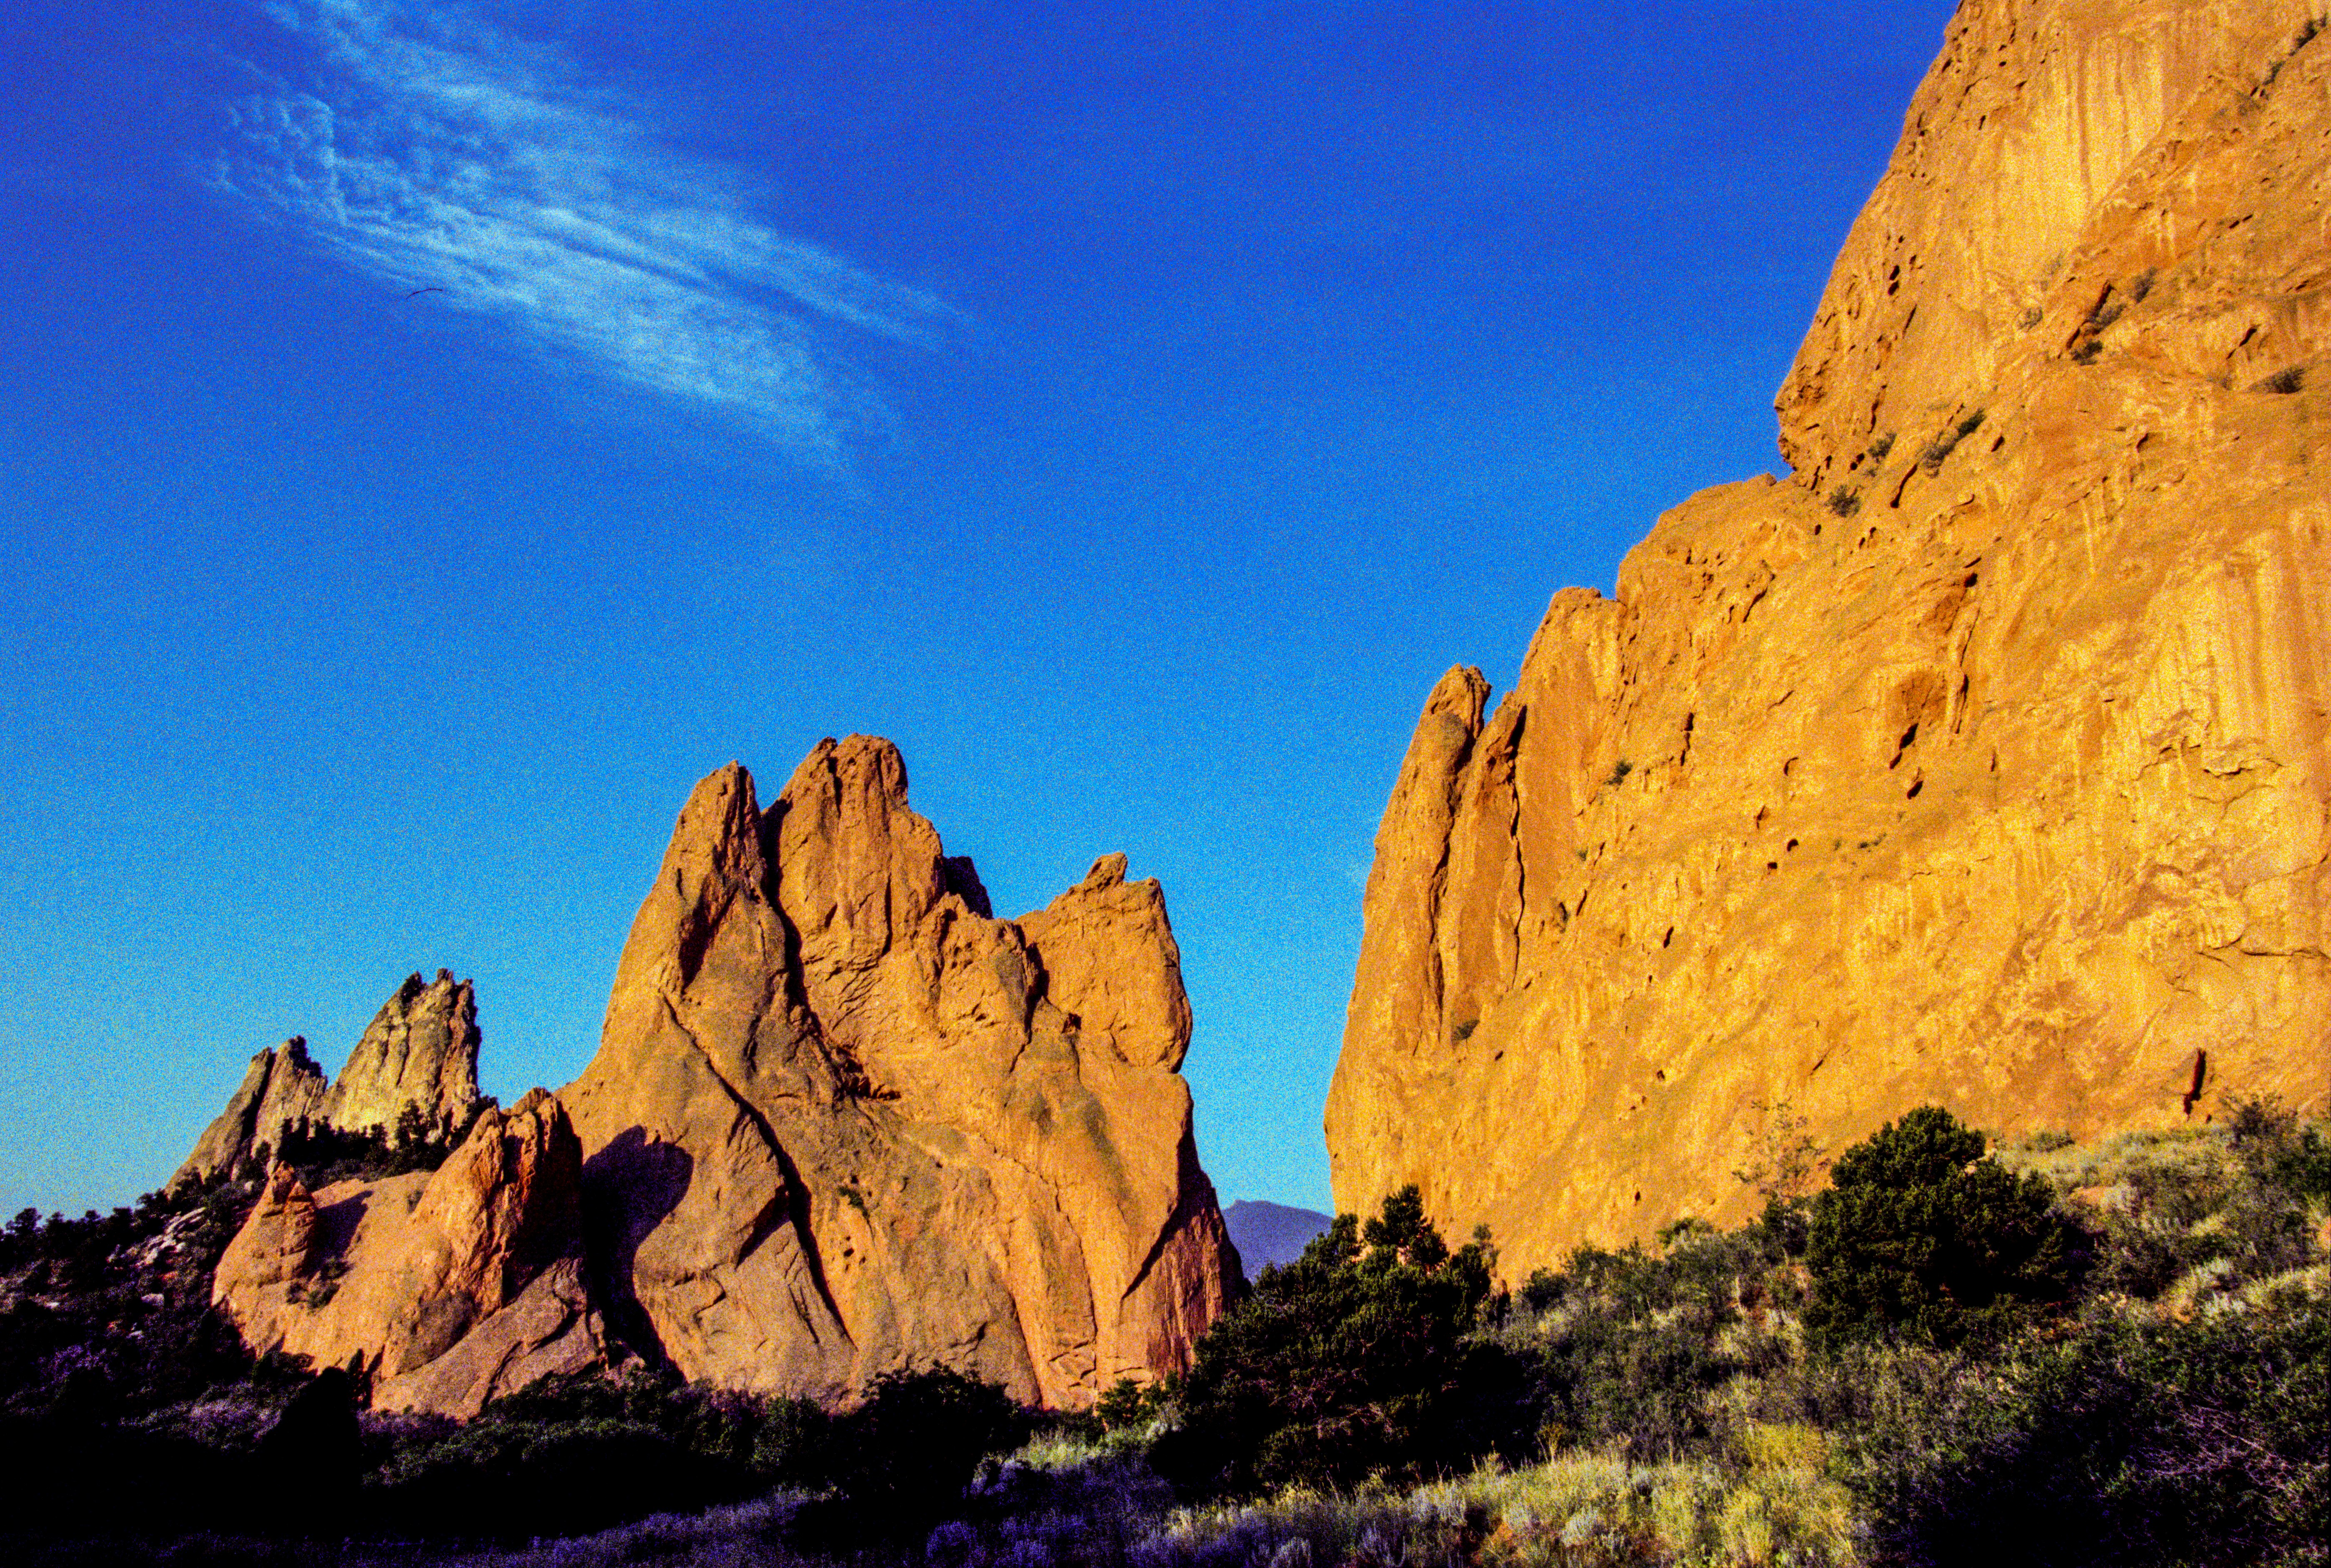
[190,737,1238,1413]
[175,971,489,1188]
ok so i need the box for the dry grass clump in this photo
[1142,1438,1859,1568]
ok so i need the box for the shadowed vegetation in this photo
[2,1102,2324,1568]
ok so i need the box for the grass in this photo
[1139,1444,1859,1568]
[1917,410,1985,474]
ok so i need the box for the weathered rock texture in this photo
[1327,0,2330,1272]
[212,1089,603,1417]
[192,741,1235,1413]
[174,971,487,1186]
[562,738,1239,1409]
[325,970,485,1136]
[175,1037,331,1187]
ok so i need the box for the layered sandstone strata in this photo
[562,739,1239,1408]
[1327,0,2329,1270]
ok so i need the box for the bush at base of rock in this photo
[1154,1185,1536,1498]
[1846,1300,2331,1568]
[1803,1105,2090,1350]
[791,1367,1035,1547]
[369,1416,750,1541]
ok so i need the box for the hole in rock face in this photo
[1662,927,1674,948]
[1906,777,1924,799]
[1785,839,1799,851]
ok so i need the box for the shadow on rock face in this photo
[581,1129,693,1367]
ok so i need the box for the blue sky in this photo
[0,0,1957,1220]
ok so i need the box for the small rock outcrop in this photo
[174,1038,331,1187]
[174,972,488,1187]
[562,737,1241,1408]
[212,1090,602,1417]
[325,970,485,1136]
[1326,0,2330,1271]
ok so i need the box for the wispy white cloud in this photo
[211,0,955,459]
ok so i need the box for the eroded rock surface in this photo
[175,971,488,1187]
[193,741,1234,1412]
[175,1038,331,1187]
[325,970,485,1137]
[212,1089,603,1417]
[562,738,1239,1408]
[1327,0,2330,1271]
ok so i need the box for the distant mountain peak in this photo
[1222,1199,1333,1279]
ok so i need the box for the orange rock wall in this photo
[1326,0,2330,1271]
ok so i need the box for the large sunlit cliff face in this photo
[1328,0,2330,1270]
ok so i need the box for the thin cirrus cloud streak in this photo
[208,0,956,459]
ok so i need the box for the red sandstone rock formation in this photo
[175,971,486,1186]
[202,737,1237,1414]
[1327,0,2330,1271]
[562,739,1239,1409]
[212,1089,603,1417]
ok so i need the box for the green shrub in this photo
[1519,1221,1794,1461]
[1804,1106,2089,1348]
[832,1366,1031,1514]
[370,1414,744,1541]
[1155,1187,1530,1496]
[1917,410,1986,473]
[1849,1299,2330,1567]
[1096,1375,1163,1431]
[0,1176,264,1424]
